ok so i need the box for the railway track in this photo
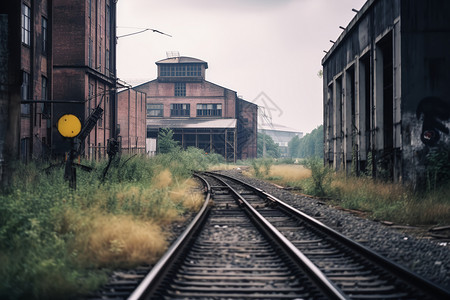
[96,171,450,299]
[201,172,450,299]
[128,173,346,299]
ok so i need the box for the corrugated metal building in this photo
[322,0,450,186]
[133,56,257,161]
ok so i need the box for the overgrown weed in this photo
[248,158,274,178]
[0,149,220,299]
[249,161,449,226]
[330,176,450,225]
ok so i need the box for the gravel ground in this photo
[216,169,450,291]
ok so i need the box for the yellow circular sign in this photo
[57,114,82,138]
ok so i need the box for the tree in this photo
[257,133,280,158]
[157,128,180,154]
[297,125,324,158]
[288,135,301,158]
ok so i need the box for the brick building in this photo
[322,0,450,186]
[117,88,146,155]
[0,1,53,164]
[52,0,117,159]
[1,0,117,178]
[133,56,257,161]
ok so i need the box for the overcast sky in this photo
[117,0,367,134]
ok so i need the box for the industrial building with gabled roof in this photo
[132,56,257,161]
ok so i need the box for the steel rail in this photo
[207,171,450,299]
[128,174,212,300]
[207,173,348,300]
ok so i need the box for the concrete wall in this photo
[400,0,450,184]
[322,0,450,186]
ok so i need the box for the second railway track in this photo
[127,171,450,300]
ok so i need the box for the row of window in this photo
[88,39,111,71]
[147,103,223,118]
[21,71,49,117]
[21,4,48,54]
[160,64,202,77]
[88,1,113,72]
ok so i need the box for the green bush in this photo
[425,144,450,190]
[157,128,180,154]
[250,158,274,177]
[250,159,262,177]
[276,157,296,165]
[301,157,333,196]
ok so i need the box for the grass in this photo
[330,176,450,225]
[247,163,450,226]
[70,213,168,268]
[247,164,311,187]
[0,148,220,299]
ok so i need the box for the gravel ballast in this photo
[216,169,450,291]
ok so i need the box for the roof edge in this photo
[322,0,375,65]
[156,56,209,69]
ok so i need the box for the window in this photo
[160,64,202,77]
[89,83,94,99]
[22,4,31,45]
[147,104,163,117]
[196,104,222,117]
[175,82,186,96]
[106,4,110,39]
[160,65,170,76]
[170,104,190,117]
[20,138,29,163]
[176,65,185,76]
[41,76,51,118]
[21,71,30,114]
[88,38,93,67]
[97,0,101,21]
[42,17,48,53]
[41,76,47,100]
[99,44,102,69]
[106,49,110,72]
[187,64,201,76]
